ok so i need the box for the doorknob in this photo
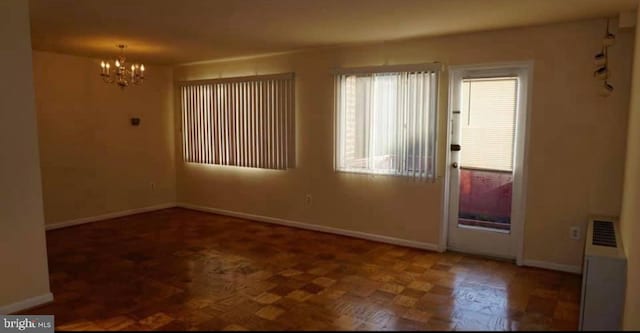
[452,162,458,168]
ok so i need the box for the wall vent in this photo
[592,220,617,247]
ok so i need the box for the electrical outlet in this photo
[305,194,312,206]
[570,226,581,240]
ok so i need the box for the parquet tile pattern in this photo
[21,208,581,330]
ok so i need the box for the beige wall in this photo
[174,19,633,268]
[621,6,640,331]
[0,0,51,311]
[32,51,176,225]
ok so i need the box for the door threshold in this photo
[446,248,516,264]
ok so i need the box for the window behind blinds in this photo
[335,70,438,181]
[180,73,295,169]
[460,77,517,171]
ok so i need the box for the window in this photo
[335,66,439,180]
[460,77,517,172]
[179,73,295,169]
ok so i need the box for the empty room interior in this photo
[3,0,640,331]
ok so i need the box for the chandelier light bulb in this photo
[115,60,120,67]
[100,61,105,68]
[140,64,145,72]
[106,63,110,69]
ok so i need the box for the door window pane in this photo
[458,77,518,231]
[460,78,517,171]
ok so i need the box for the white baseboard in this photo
[45,203,177,231]
[522,259,582,274]
[0,292,53,314]
[178,203,440,252]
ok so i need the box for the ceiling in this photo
[29,0,638,65]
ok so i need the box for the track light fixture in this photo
[593,19,615,97]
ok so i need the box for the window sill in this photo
[335,168,435,182]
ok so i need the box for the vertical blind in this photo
[460,77,517,171]
[179,73,295,169]
[335,69,438,181]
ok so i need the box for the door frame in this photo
[439,61,533,265]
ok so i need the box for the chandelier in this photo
[99,44,145,89]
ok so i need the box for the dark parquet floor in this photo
[21,208,581,330]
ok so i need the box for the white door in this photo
[446,64,530,260]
